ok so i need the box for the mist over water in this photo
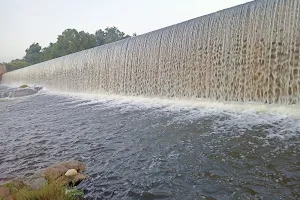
[3,0,300,104]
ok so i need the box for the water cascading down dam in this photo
[2,0,300,104]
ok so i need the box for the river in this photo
[0,86,300,199]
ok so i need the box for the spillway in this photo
[2,0,300,104]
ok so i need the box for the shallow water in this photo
[1,85,300,199]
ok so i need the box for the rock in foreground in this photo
[0,160,87,200]
[44,160,87,185]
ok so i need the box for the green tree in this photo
[103,26,130,44]
[24,43,42,64]
[54,29,96,57]
[5,26,133,72]
[95,27,130,46]
[41,43,56,61]
[95,29,105,46]
[5,59,30,71]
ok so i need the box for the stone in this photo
[23,173,48,190]
[44,160,85,181]
[55,172,87,186]
[8,88,38,98]
[65,169,78,177]
[0,64,6,81]
[19,85,29,88]
[43,160,86,186]
[71,173,88,185]
[0,186,11,197]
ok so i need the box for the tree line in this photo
[3,27,135,72]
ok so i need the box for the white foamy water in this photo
[42,89,300,119]
[2,0,300,105]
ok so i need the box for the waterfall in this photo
[2,0,300,104]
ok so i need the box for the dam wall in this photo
[2,0,300,104]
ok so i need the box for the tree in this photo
[24,43,42,65]
[5,59,30,71]
[103,26,130,44]
[41,43,55,61]
[54,29,96,57]
[5,26,133,71]
[95,27,131,46]
[95,29,105,46]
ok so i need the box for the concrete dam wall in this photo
[2,0,300,104]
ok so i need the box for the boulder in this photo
[65,169,78,177]
[23,173,48,190]
[56,173,88,186]
[0,161,87,199]
[43,160,86,186]
[19,85,29,88]
[0,64,6,81]
[8,88,38,98]
[0,186,13,200]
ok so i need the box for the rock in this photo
[65,169,78,177]
[0,186,12,199]
[8,88,38,98]
[0,179,26,200]
[43,160,86,186]
[71,173,88,185]
[0,64,6,81]
[0,161,87,199]
[19,84,29,88]
[23,173,48,190]
[56,172,87,186]
[44,160,85,181]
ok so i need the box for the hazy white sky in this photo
[0,0,252,62]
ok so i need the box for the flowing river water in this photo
[1,1,300,199]
[1,85,300,199]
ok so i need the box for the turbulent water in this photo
[1,85,300,199]
[2,0,300,104]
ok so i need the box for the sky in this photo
[0,0,252,63]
